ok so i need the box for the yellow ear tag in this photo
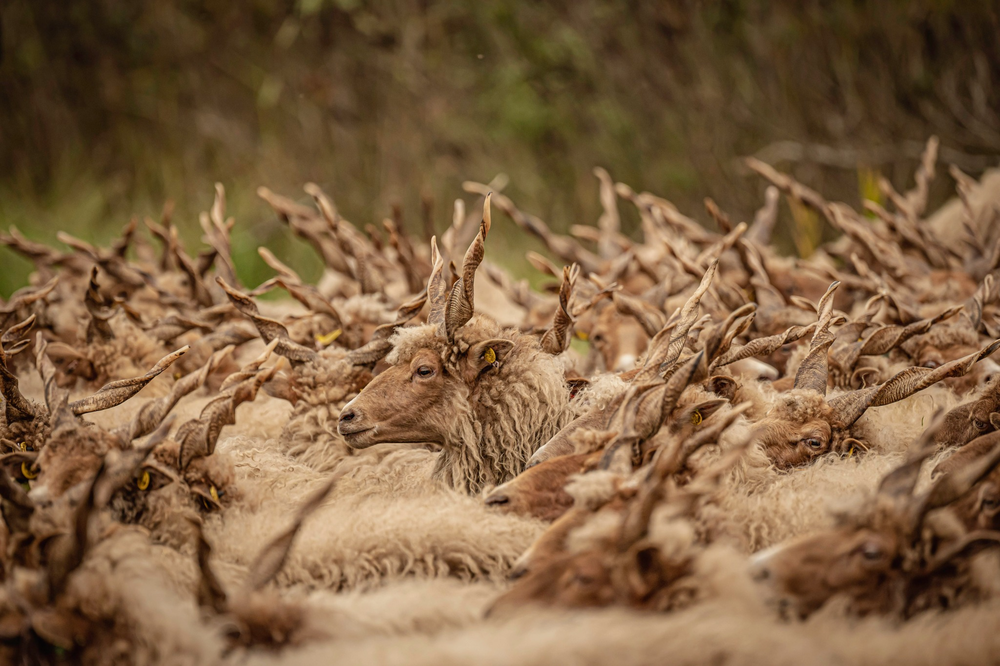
[575,331,589,341]
[690,410,703,426]
[210,485,220,503]
[174,371,183,380]
[17,442,26,451]
[21,462,37,480]
[485,347,497,365]
[316,329,343,346]
[137,470,150,491]
[847,446,855,458]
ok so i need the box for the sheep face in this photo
[492,550,616,612]
[338,330,514,450]
[27,422,119,505]
[338,347,460,448]
[484,452,598,522]
[751,392,839,469]
[932,380,1000,449]
[751,523,904,617]
[585,305,648,373]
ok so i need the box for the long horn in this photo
[346,292,428,367]
[746,186,780,246]
[245,473,340,591]
[619,403,750,546]
[114,346,233,442]
[793,281,840,394]
[830,306,963,384]
[189,516,229,614]
[661,351,704,420]
[177,343,278,470]
[445,193,491,339]
[711,320,818,369]
[426,236,448,336]
[830,339,1000,429]
[216,277,318,363]
[68,347,189,416]
[0,337,42,423]
[540,264,578,355]
[612,291,668,339]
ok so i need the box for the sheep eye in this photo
[981,497,999,510]
[973,419,989,431]
[923,360,940,369]
[20,462,38,480]
[416,366,435,378]
[800,438,823,450]
[591,333,604,344]
[860,543,883,561]
[136,470,150,491]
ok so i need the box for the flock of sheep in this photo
[2,137,1000,664]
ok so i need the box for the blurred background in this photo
[1,0,998,297]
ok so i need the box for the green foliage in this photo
[1,0,998,296]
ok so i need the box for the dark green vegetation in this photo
[1,0,998,296]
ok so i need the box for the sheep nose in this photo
[614,354,638,373]
[339,408,357,425]
[28,485,51,507]
[485,492,509,506]
[752,564,771,582]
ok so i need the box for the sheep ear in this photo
[567,377,590,399]
[187,516,229,614]
[262,371,299,405]
[682,399,727,427]
[30,609,88,652]
[465,339,514,380]
[706,376,737,401]
[990,413,1000,430]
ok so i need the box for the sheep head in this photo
[338,196,502,450]
[752,416,1000,617]
[932,377,1000,449]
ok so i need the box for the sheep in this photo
[749,282,1000,468]
[337,196,575,494]
[489,405,751,614]
[750,415,1000,618]
[217,276,426,474]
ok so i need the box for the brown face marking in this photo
[338,348,459,448]
[485,451,600,522]
[751,526,902,617]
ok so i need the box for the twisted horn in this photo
[793,281,840,394]
[830,339,1000,429]
[445,193,491,339]
[216,277,318,363]
[540,264,578,355]
[426,236,448,336]
[69,346,189,415]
